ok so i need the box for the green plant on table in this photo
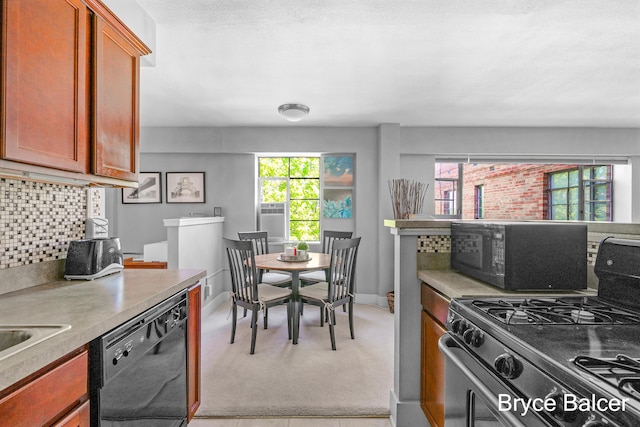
[297,241,309,251]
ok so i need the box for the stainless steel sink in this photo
[0,325,71,361]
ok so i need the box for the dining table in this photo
[253,251,331,344]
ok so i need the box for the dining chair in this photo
[298,237,361,350]
[224,238,292,354]
[238,231,292,287]
[300,230,353,285]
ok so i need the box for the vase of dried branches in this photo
[388,178,429,219]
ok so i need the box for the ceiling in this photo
[135,0,640,128]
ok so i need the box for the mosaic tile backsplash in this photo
[1,178,86,269]
[418,235,451,253]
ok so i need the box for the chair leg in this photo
[230,303,237,344]
[329,309,337,350]
[243,307,247,318]
[287,301,292,340]
[263,306,269,329]
[348,300,355,339]
[319,305,324,327]
[250,307,258,355]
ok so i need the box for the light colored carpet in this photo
[198,301,394,417]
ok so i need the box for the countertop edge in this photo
[0,269,206,392]
[163,216,225,227]
[418,269,597,299]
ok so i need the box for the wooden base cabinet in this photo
[0,346,89,427]
[187,283,202,421]
[421,283,450,427]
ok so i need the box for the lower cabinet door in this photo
[187,283,202,421]
[421,310,446,427]
[0,347,88,427]
[52,400,90,427]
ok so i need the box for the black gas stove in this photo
[440,237,640,427]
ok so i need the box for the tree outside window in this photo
[259,157,320,241]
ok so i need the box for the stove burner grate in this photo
[574,355,640,402]
[472,298,640,325]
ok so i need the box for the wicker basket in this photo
[386,291,395,313]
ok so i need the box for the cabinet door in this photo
[187,283,202,421]
[2,0,89,172]
[92,16,140,181]
[421,310,446,427]
[0,348,88,427]
[52,400,90,427]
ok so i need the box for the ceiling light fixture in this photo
[278,104,310,122]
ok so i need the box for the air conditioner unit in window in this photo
[258,202,286,242]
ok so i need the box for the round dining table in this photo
[253,252,330,344]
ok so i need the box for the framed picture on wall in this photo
[122,172,162,204]
[166,172,206,203]
[323,189,352,218]
[324,156,353,186]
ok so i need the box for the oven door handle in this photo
[439,334,528,427]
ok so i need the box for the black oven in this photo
[439,336,553,427]
[89,290,188,426]
[450,221,587,290]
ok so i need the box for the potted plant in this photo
[297,241,309,258]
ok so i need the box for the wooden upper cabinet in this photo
[2,0,90,173]
[92,15,141,181]
[1,0,150,184]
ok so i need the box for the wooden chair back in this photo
[321,230,353,254]
[238,231,270,255]
[327,237,361,303]
[224,238,258,304]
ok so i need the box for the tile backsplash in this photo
[1,178,86,269]
[418,235,451,253]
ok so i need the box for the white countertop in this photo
[0,268,205,391]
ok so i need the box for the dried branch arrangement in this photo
[388,178,429,219]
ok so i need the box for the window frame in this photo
[434,163,462,218]
[258,156,321,241]
[547,165,613,221]
[474,185,484,219]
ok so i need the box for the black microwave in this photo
[450,221,587,290]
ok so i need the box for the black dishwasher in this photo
[89,290,188,426]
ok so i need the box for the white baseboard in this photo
[354,292,389,308]
[202,291,229,318]
[389,389,429,427]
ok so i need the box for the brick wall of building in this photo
[436,163,579,220]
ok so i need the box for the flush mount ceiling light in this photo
[278,104,310,122]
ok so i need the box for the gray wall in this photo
[107,152,256,252]
[107,125,640,304]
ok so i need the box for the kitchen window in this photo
[259,157,320,241]
[435,163,461,217]
[474,185,484,219]
[547,165,612,221]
